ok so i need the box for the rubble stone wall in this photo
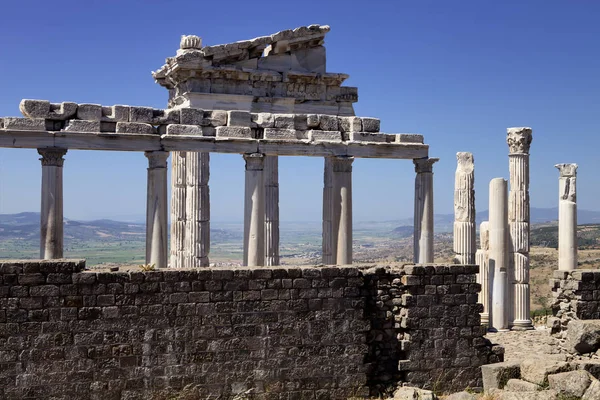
[0,260,499,399]
[551,269,600,320]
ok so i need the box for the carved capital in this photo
[180,35,202,50]
[555,163,577,178]
[480,221,489,251]
[413,157,439,173]
[38,148,67,167]
[145,151,169,169]
[331,156,354,173]
[507,127,532,154]
[456,152,474,171]
[244,153,264,171]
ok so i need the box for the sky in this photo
[0,0,599,223]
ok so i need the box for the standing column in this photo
[556,164,578,271]
[489,178,509,331]
[264,156,280,266]
[243,153,265,267]
[332,156,354,265]
[38,148,67,259]
[145,151,169,269]
[476,222,490,326]
[413,157,439,263]
[453,152,476,264]
[322,157,336,265]
[185,152,210,268]
[507,127,534,330]
[170,151,187,268]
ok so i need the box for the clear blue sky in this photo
[1,1,599,222]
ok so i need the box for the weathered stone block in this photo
[348,132,394,143]
[165,124,203,136]
[3,118,47,131]
[115,122,154,134]
[308,130,341,142]
[215,126,252,138]
[273,114,294,129]
[101,105,129,122]
[64,120,101,132]
[396,134,424,144]
[204,110,227,127]
[227,110,252,127]
[338,116,362,133]
[481,361,521,390]
[252,113,274,128]
[565,320,600,354]
[520,359,572,385]
[319,115,338,131]
[129,106,154,123]
[361,117,380,132]
[263,128,299,140]
[548,370,592,398]
[77,104,102,120]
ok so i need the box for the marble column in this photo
[170,151,187,268]
[413,158,439,263]
[243,153,265,267]
[38,148,67,260]
[264,156,280,266]
[454,152,476,264]
[185,152,210,268]
[489,178,509,331]
[332,156,354,265]
[476,221,490,326]
[507,127,534,330]
[145,151,169,268]
[322,157,336,265]
[556,163,578,271]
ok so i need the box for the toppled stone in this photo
[481,361,521,391]
[565,320,600,354]
[520,359,572,386]
[582,378,600,400]
[576,360,600,379]
[547,370,592,398]
[504,378,540,392]
[393,386,436,400]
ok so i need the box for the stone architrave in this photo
[454,152,476,264]
[145,151,169,268]
[489,178,509,331]
[476,221,490,326]
[556,163,578,271]
[322,157,336,265]
[507,127,534,330]
[185,152,210,268]
[38,148,67,259]
[264,155,280,266]
[413,158,439,263]
[243,153,265,267]
[170,151,186,268]
[332,156,354,265]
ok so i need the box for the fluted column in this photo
[507,127,534,330]
[264,156,280,266]
[332,156,354,265]
[556,163,578,271]
[322,157,336,265]
[476,221,490,326]
[185,152,210,268]
[170,151,187,268]
[243,153,265,267]
[145,151,169,269]
[454,152,476,264]
[413,157,439,263]
[38,148,67,259]
[489,178,509,331]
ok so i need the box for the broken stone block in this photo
[227,110,252,127]
[64,120,101,132]
[204,110,227,127]
[291,46,326,74]
[48,102,78,120]
[77,104,102,120]
[361,117,380,132]
[348,132,394,143]
[165,124,203,136]
[520,359,572,386]
[308,130,342,142]
[115,122,154,134]
[396,134,425,144]
[504,378,540,392]
[582,378,600,400]
[3,117,47,131]
[576,360,600,379]
[393,386,436,400]
[294,114,308,130]
[252,113,274,128]
[151,108,180,125]
[263,128,298,140]
[565,319,600,354]
[129,106,154,123]
[481,361,521,391]
[19,99,50,118]
[101,105,129,122]
[307,114,320,128]
[273,114,294,129]
[215,126,252,138]
[548,370,592,398]
[180,108,204,125]
[338,116,362,133]
[319,115,338,131]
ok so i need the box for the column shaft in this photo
[413,158,439,263]
[453,152,476,264]
[38,148,67,260]
[243,153,265,267]
[332,157,353,265]
[170,151,187,268]
[556,164,578,271]
[322,157,336,265]
[185,152,210,268]
[489,178,508,331]
[264,156,280,266]
[145,151,169,268]
[476,221,490,326]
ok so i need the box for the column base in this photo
[511,320,534,331]
[480,313,489,326]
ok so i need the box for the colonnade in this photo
[35,148,438,267]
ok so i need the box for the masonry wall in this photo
[0,260,499,399]
[551,269,600,320]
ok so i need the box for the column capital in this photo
[331,156,354,173]
[38,148,67,167]
[145,151,169,168]
[413,157,439,173]
[456,152,474,170]
[244,153,265,171]
[507,127,532,154]
[555,163,578,178]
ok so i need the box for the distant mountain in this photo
[391,225,413,238]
